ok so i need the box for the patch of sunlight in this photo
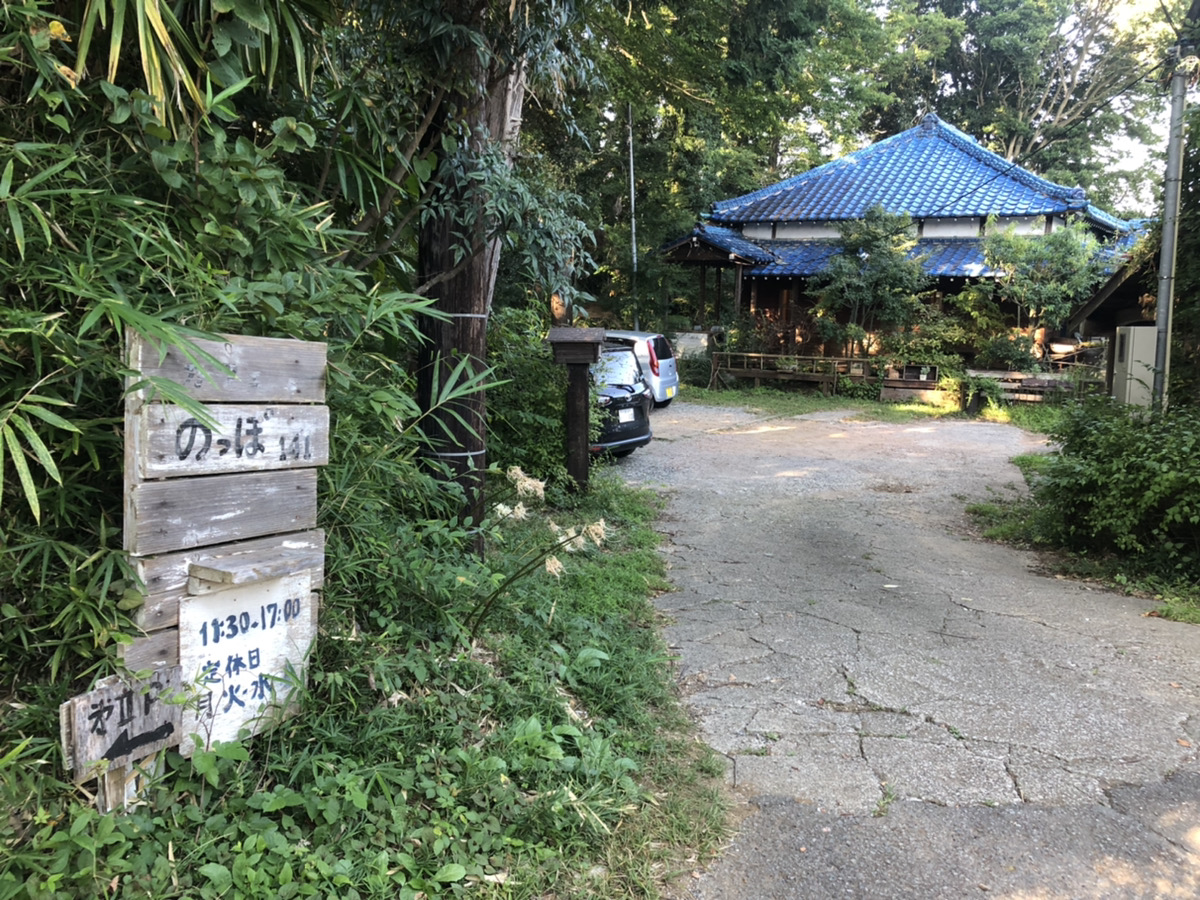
[730,424,795,435]
[1183,824,1200,854]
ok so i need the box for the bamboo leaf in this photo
[108,0,127,83]
[7,202,25,259]
[21,403,81,433]
[24,393,75,408]
[15,155,77,195]
[3,424,40,523]
[9,413,61,484]
[0,159,13,198]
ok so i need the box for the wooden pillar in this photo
[734,266,744,319]
[716,268,723,322]
[549,328,604,492]
[566,363,590,489]
[699,265,708,323]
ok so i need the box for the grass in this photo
[964,454,1200,625]
[681,385,959,423]
[2,473,730,900]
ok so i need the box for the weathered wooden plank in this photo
[59,668,183,782]
[121,628,180,669]
[189,547,324,592]
[135,531,325,632]
[128,333,326,404]
[178,572,316,756]
[126,470,317,557]
[136,403,329,479]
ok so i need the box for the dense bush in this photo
[677,353,714,388]
[485,307,570,484]
[835,375,881,400]
[1032,399,1200,574]
[973,334,1041,372]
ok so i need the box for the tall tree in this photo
[865,0,1163,210]
[984,219,1106,332]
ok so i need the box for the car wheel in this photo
[654,398,673,409]
[611,448,637,457]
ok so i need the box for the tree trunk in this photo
[417,17,526,552]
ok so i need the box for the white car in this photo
[603,330,680,407]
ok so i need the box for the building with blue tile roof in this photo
[661,113,1144,346]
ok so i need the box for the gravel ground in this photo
[610,400,1200,900]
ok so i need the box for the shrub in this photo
[1032,398,1200,574]
[677,354,714,388]
[836,375,881,401]
[974,334,1040,372]
[486,306,570,483]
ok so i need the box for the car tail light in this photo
[648,341,660,376]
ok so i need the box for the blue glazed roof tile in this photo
[658,224,777,263]
[747,238,1002,278]
[712,114,1130,234]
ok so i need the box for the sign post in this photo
[548,328,605,490]
[60,333,329,810]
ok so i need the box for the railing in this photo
[710,353,876,394]
[713,353,874,378]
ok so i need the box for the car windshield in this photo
[593,350,641,385]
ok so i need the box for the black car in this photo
[591,345,653,456]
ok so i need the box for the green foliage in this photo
[836,375,881,401]
[983,220,1105,331]
[1029,399,1200,573]
[973,334,1040,372]
[485,306,570,483]
[677,353,714,388]
[811,207,932,356]
[3,476,725,900]
[1170,107,1200,406]
[724,313,792,354]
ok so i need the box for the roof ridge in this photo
[918,114,1088,210]
[711,113,1130,230]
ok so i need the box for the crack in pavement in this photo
[622,404,1200,898]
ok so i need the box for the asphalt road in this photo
[617,402,1200,900]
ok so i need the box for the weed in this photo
[873,781,898,817]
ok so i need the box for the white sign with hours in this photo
[178,571,315,755]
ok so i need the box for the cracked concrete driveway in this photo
[618,402,1200,899]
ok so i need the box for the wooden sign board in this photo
[127,333,326,404]
[126,469,318,557]
[178,571,316,756]
[59,668,184,782]
[63,330,335,809]
[134,530,326,634]
[133,404,329,479]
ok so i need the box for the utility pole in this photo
[1153,42,1191,410]
[628,102,639,331]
